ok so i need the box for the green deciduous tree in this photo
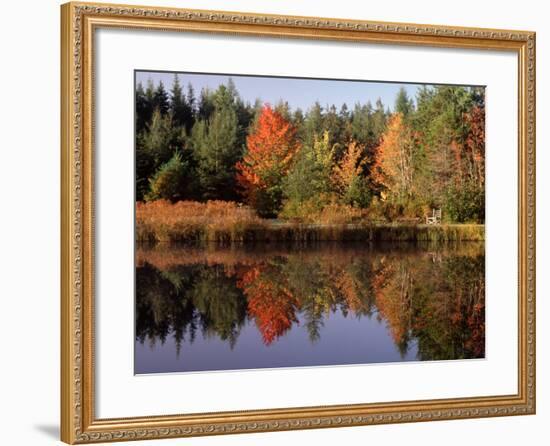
[281,131,335,217]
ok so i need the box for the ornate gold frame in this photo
[60,2,536,444]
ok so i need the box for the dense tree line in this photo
[136,75,485,223]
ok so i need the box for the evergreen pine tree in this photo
[303,102,324,147]
[395,87,414,117]
[186,84,196,125]
[135,82,151,134]
[372,98,388,143]
[169,74,186,127]
[191,97,240,200]
[198,88,215,121]
[153,80,169,115]
[351,103,372,149]
[145,79,155,106]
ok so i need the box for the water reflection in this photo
[135,243,484,373]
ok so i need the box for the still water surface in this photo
[135,243,484,374]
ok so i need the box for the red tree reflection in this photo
[238,266,300,345]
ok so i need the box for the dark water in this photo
[135,243,485,374]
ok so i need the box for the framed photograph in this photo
[60,2,536,443]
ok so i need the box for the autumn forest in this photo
[134,72,485,373]
[136,74,485,244]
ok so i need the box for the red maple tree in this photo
[235,105,300,214]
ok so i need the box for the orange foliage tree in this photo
[370,260,414,350]
[371,113,417,203]
[463,105,485,189]
[330,141,370,207]
[446,106,485,190]
[236,105,300,216]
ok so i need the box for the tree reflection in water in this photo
[136,243,484,371]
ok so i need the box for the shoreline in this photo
[137,222,485,245]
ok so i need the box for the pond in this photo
[135,242,485,374]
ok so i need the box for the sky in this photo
[136,70,424,113]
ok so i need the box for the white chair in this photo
[426,208,441,225]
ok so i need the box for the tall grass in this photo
[136,200,267,243]
[136,200,485,245]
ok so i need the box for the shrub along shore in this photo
[136,200,484,245]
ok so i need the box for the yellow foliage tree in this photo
[311,131,335,175]
[331,140,366,197]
